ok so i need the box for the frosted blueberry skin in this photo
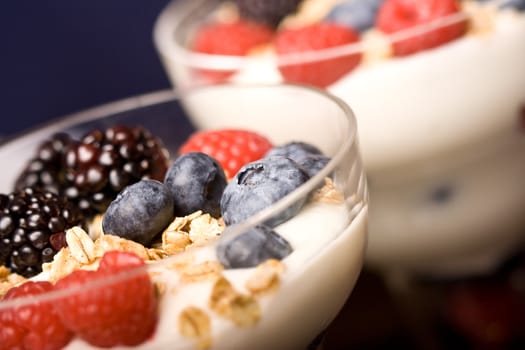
[265,142,330,178]
[324,0,384,32]
[216,225,293,269]
[102,179,174,246]
[500,0,525,11]
[221,156,310,227]
[164,152,227,218]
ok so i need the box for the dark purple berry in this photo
[235,0,305,28]
[14,133,77,195]
[14,125,170,219]
[0,187,84,277]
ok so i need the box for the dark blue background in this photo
[0,1,173,137]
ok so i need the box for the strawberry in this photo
[179,129,273,178]
[275,23,362,88]
[191,20,274,82]
[0,281,73,350]
[54,251,158,348]
[376,0,468,56]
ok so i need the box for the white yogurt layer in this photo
[227,8,525,171]
[62,200,368,350]
[154,1,525,276]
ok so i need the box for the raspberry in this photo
[0,281,72,350]
[53,251,158,348]
[275,23,362,88]
[191,20,274,82]
[178,129,273,178]
[376,0,468,56]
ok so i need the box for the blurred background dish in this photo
[154,0,525,278]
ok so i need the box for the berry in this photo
[220,156,310,227]
[62,125,169,217]
[13,125,169,219]
[164,152,227,218]
[444,280,525,348]
[0,187,84,277]
[325,0,384,33]
[102,179,174,246]
[0,281,73,350]
[191,20,273,82]
[500,0,525,11]
[275,23,362,88]
[179,129,273,178]
[14,133,77,195]
[235,0,304,28]
[265,142,330,177]
[54,251,158,348]
[376,0,468,56]
[216,225,293,268]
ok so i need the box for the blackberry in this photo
[0,187,84,277]
[14,132,77,194]
[62,125,169,217]
[14,125,170,218]
[235,0,305,28]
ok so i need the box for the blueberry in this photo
[429,184,455,205]
[265,142,330,177]
[102,179,174,246]
[324,0,384,32]
[216,225,293,269]
[499,0,525,11]
[221,156,310,227]
[164,152,227,218]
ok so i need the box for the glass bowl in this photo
[0,84,368,349]
[154,0,525,277]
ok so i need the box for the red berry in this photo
[275,23,362,88]
[376,0,468,56]
[444,281,525,348]
[191,20,274,82]
[179,129,273,178]
[0,281,72,350]
[0,322,25,350]
[54,251,158,348]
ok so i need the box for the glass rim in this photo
[153,0,473,69]
[0,83,360,309]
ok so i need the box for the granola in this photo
[246,259,284,295]
[0,266,26,298]
[209,276,261,327]
[179,306,213,349]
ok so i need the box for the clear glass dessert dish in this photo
[0,85,368,349]
[154,0,525,277]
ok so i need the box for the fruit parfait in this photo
[0,85,368,349]
[154,0,525,277]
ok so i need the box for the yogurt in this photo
[154,0,525,277]
[60,200,367,350]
